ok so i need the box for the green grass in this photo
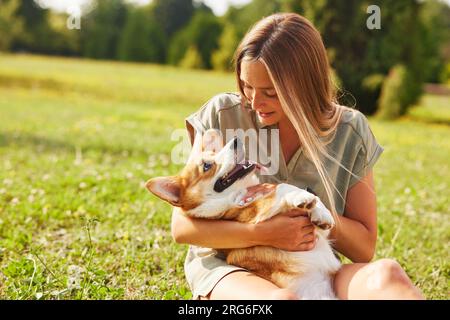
[0,54,448,299]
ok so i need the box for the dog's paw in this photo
[287,190,317,211]
[310,200,335,230]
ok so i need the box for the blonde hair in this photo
[234,13,354,219]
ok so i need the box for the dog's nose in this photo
[231,137,242,151]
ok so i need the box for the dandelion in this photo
[42,174,50,181]
[11,197,19,205]
[0,188,6,195]
[79,182,87,189]
[28,195,35,203]
[3,179,12,186]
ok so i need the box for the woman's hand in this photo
[254,208,317,251]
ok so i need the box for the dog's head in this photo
[146,129,261,218]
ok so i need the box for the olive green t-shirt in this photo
[182,92,384,298]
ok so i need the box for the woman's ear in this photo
[145,176,181,207]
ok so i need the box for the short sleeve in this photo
[185,95,222,134]
[348,112,384,187]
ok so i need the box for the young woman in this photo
[171,13,424,300]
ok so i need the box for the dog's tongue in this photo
[254,162,269,174]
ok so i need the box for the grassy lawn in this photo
[0,54,448,299]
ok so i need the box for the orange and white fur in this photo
[146,130,341,299]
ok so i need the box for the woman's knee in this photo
[366,259,411,290]
[269,288,298,300]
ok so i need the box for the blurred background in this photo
[0,0,449,300]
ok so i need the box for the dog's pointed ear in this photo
[187,129,223,164]
[145,177,181,207]
[202,129,223,153]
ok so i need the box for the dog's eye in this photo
[203,162,213,172]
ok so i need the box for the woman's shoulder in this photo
[186,92,249,132]
[337,106,373,141]
[199,92,242,113]
[333,106,383,161]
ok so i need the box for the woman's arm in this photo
[171,207,317,251]
[329,170,378,263]
[171,208,258,248]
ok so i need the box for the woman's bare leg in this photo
[334,259,425,300]
[200,271,298,300]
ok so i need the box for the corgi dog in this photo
[146,129,341,299]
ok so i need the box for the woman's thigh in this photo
[204,271,297,300]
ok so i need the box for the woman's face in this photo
[240,59,286,126]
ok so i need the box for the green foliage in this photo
[441,63,450,85]
[0,0,23,51]
[81,0,128,60]
[46,13,81,56]
[420,0,450,83]
[169,11,223,69]
[179,45,203,69]
[211,23,239,71]
[151,0,194,38]
[224,0,282,40]
[281,0,432,115]
[9,0,57,54]
[117,7,166,63]
[376,64,419,120]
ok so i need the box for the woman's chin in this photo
[258,115,278,126]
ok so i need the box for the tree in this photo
[420,0,450,83]
[10,0,58,54]
[81,0,127,60]
[169,11,223,69]
[151,0,194,39]
[282,0,428,115]
[179,45,203,69]
[117,7,166,63]
[211,23,239,71]
[224,0,282,40]
[377,64,413,119]
[0,0,23,51]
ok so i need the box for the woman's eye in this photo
[203,162,213,172]
[265,91,277,98]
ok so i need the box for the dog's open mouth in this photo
[214,160,259,193]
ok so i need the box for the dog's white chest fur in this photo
[258,184,341,299]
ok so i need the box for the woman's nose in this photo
[250,92,265,110]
